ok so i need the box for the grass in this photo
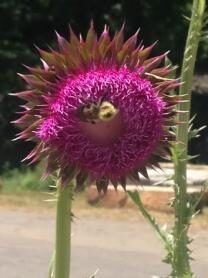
[0,164,53,193]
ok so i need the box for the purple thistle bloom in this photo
[14,23,180,191]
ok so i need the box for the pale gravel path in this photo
[0,208,207,278]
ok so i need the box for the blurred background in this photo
[1,2,208,277]
[0,0,208,192]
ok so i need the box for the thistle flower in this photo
[14,23,180,192]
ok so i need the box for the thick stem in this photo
[173,0,205,277]
[54,181,73,278]
[173,161,191,277]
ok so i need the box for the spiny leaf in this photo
[152,175,174,186]
[182,14,191,22]
[191,182,208,214]
[48,250,55,278]
[180,154,200,162]
[188,125,206,140]
[127,190,173,252]
[88,268,100,278]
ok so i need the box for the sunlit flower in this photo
[14,23,179,191]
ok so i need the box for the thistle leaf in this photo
[127,191,172,251]
[188,125,206,140]
[88,268,99,278]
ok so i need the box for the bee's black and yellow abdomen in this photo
[98,101,118,122]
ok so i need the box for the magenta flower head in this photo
[14,23,180,192]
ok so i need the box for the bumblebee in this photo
[76,97,118,124]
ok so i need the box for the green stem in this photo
[173,0,205,277]
[54,180,73,278]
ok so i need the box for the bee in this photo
[76,97,118,124]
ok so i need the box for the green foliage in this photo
[1,0,208,170]
[1,164,52,193]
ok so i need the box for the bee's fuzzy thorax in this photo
[14,23,180,192]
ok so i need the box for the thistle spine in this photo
[172,0,205,277]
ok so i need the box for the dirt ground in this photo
[0,193,208,278]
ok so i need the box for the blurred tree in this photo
[0,0,208,170]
